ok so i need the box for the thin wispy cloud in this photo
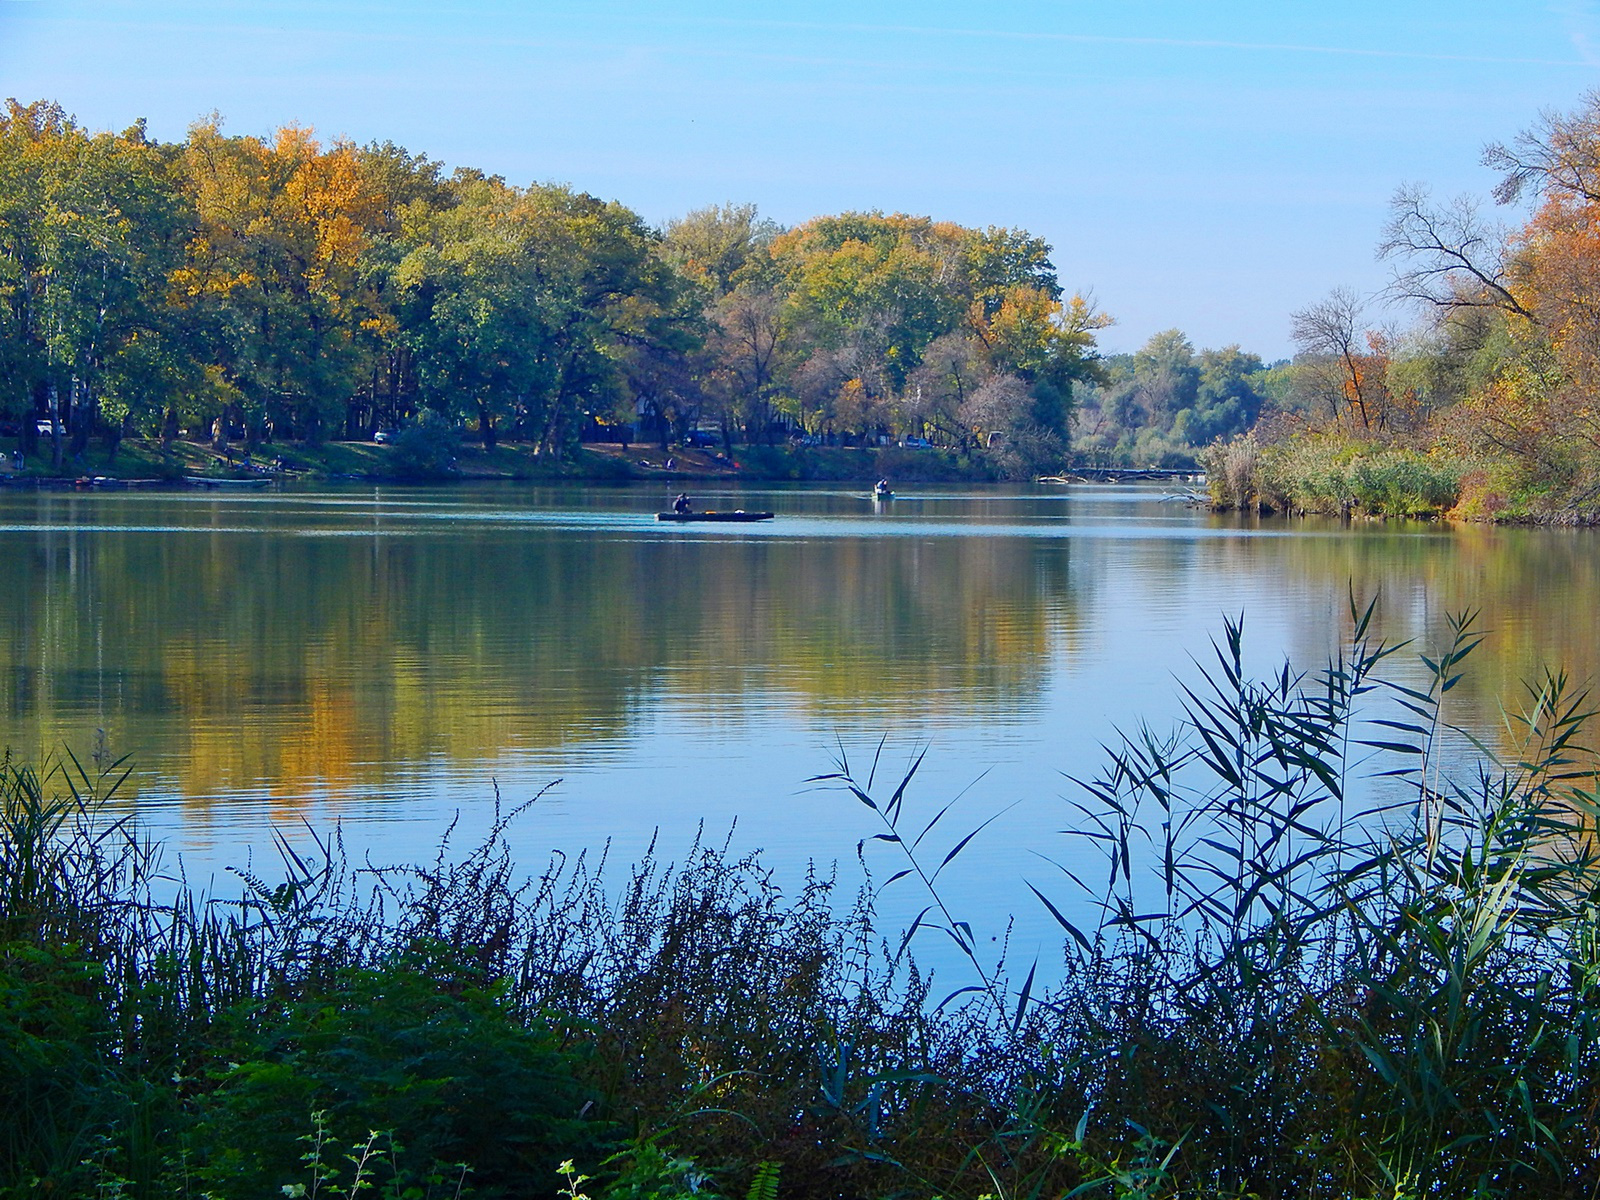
[693,15,1592,70]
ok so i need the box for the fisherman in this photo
[672,492,692,514]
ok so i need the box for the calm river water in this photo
[0,481,1593,969]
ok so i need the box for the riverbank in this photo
[0,436,998,487]
[1200,433,1600,525]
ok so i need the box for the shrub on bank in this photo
[385,411,461,479]
[189,947,601,1198]
[1205,432,1465,517]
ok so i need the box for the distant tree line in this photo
[1071,331,1273,467]
[0,100,1115,477]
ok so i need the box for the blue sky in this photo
[3,0,1598,357]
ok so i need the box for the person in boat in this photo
[672,492,692,514]
[874,478,891,496]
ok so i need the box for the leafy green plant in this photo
[742,1160,779,1200]
[386,410,460,479]
[190,944,603,1199]
[282,1111,471,1200]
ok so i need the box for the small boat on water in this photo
[872,479,893,500]
[656,510,774,522]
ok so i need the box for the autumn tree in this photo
[1288,289,1400,432]
[662,202,780,297]
[773,213,965,392]
[172,119,386,446]
[763,212,1105,447]
[905,331,988,448]
[971,289,1107,441]
[958,372,1065,477]
[703,282,796,445]
[348,140,453,437]
[1376,92,1600,501]
[962,225,1060,320]
[1450,93,1600,498]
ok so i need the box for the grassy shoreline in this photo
[1201,433,1600,525]
[11,433,1600,526]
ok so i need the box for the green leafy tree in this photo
[0,101,192,469]
[397,178,698,456]
[662,202,780,298]
[772,212,966,393]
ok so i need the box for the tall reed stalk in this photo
[835,598,1600,1198]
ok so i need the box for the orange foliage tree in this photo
[172,119,386,445]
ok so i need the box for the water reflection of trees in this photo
[0,506,1084,805]
[1197,517,1600,756]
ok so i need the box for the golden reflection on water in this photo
[0,487,1078,810]
[0,485,1593,826]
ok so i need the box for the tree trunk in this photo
[48,382,63,472]
[69,376,94,459]
[105,413,130,467]
[21,381,42,456]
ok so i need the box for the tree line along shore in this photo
[7,92,1600,511]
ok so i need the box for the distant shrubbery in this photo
[385,410,461,478]
[1071,332,1270,468]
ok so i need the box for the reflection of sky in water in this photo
[1,482,1588,984]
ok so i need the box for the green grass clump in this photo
[1205,433,1466,517]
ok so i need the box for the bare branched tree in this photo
[1291,288,1374,430]
[958,372,1031,441]
[1483,89,1600,206]
[1378,183,1533,322]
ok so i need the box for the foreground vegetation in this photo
[4,603,1600,1198]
